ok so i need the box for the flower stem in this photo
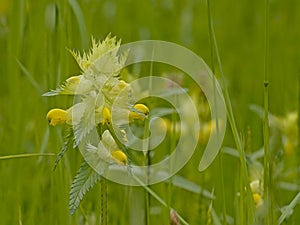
[263,0,274,224]
[97,124,108,225]
[100,178,108,225]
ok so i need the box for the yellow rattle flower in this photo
[111,150,127,165]
[102,107,112,125]
[129,104,149,121]
[46,108,67,126]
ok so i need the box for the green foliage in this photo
[0,0,299,224]
[69,161,101,215]
[53,127,74,170]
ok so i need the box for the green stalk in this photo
[263,0,273,224]
[0,153,55,160]
[207,2,227,224]
[97,124,108,225]
[167,104,177,221]
[206,0,255,224]
[100,178,108,225]
[144,55,154,225]
[239,169,245,225]
[131,172,189,225]
[298,75,300,193]
[143,117,151,225]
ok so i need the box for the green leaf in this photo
[67,0,88,49]
[69,161,101,215]
[16,59,43,95]
[53,127,73,170]
[278,192,300,224]
[171,174,215,200]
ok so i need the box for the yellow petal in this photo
[102,107,112,125]
[46,108,67,126]
[129,104,149,121]
[252,193,263,207]
[111,150,127,165]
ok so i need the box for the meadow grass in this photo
[0,0,299,224]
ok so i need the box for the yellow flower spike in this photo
[46,108,67,126]
[111,150,127,165]
[129,104,149,121]
[102,107,112,125]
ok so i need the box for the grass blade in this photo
[278,192,300,224]
[0,153,55,160]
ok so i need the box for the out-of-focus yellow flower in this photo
[250,179,264,208]
[46,108,67,126]
[252,193,263,207]
[279,112,298,156]
[199,120,216,144]
[129,104,149,121]
[111,150,127,165]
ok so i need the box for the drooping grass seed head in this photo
[111,150,127,165]
[129,104,149,121]
[46,108,67,126]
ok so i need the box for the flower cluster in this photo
[44,34,149,167]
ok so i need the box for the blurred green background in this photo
[0,0,299,224]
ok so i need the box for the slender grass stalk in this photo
[143,57,154,225]
[131,172,189,225]
[96,125,108,225]
[298,74,300,193]
[167,100,177,222]
[100,178,108,225]
[263,0,274,224]
[206,0,255,224]
[18,205,23,225]
[218,154,227,225]
[206,2,227,224]
[0,153,55,160]
[143,117,151,225]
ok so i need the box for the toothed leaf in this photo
[69,161,101,215]
[53,127,74,170]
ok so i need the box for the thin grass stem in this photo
[0,153,55,160]
[206,0,255,224]
[144,53,154,225]
[263,0,274,224]
[206,2,227,224]
[100,177,108,225]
